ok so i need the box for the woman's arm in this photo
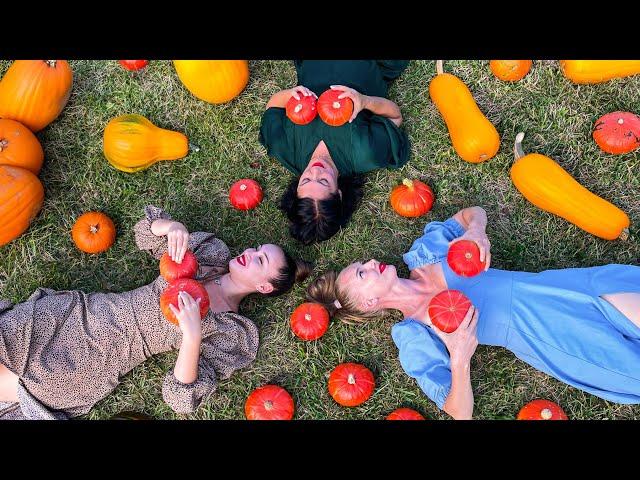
[169,291,203,384]
[436,306,479,420]
[150,219,190,263]
[329,85,403,126]
[266,86,317,109]
[452,206,491,270]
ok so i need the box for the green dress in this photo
[259,60,411,177]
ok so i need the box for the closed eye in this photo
[319,179,329,187]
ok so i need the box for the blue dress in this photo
[392,218,640,410]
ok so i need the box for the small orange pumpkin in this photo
[0,119,44,174]
[592,111,640,155]
[71,211,116,253]
[489,60,532,82]
[386,408,426,420]
[429,60,500,163]
[517,399,568,420]
[390,179,434,218]
[0,60,73,132]
[289,302,330,341]
[0,165,44,246]
[173,60,249,104]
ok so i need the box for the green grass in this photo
[1,60,639,420]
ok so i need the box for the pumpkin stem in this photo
[436,60,444,75]
[264,400,273,411]
[0,139,7,152]
[45,60,57,68]
[402,178,414,189]
[304,313,312,321]
[90,224,99,234]
[188,142,200,153]
[618,118,624,125]
[619,228,629,241]
[540,408,553,420]
[347,373,356,385]
[332,101,341,109]
[294,104,303,113]
[514,132,526,160]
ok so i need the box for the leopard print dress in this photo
[0,205,259,420]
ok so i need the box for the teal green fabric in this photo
[259,60,410,177]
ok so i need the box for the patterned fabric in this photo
[0,205,259,419]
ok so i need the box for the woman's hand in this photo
[289,85,317,101]
[168,291,203,343]
[330,85,367,123]
[433,305,479,367]
[167,222,190,263]
[455,228,491,271]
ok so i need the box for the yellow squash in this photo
[103,114,192,173]
[510,132,630,240]
[173,60,249,104]
[560,60,640,84]
[429,60,500,163]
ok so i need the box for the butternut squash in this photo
[560,60,640,84]
[429,60,500,163]
[511,132,630,240]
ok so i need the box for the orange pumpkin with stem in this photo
[289,302,330,341]
[0,119,44,174]
[489,60,532,82]
[517,399,568,420]
[0,165,44,246]
[511,132,630,240]
[72,212,116,253]
[429,60,500,163]
[0,60,73,132]
[390,179,434,218]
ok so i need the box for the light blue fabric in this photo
[393,217,640,409]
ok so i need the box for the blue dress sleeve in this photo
[402,217,466,271]
[391,319,452,410]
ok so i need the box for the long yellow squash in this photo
[560,60,640,84]
[510,132,630,240]
[429,60,500,163]
[103,114,194,173]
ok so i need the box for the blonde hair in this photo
[305,270,386,324]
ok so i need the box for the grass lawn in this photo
[1,60,639,420]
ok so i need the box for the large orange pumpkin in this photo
[429,60,500,163]
[103,114,190,173]
[0,165,44,246]
[0,118,44,174]
[173,60,249,104]
[0,60,73,132]
[71,212,116,254]
[511,132,630,240]
[489,60,532,82]
[560,60,640,84]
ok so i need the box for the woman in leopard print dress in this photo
[0,205,311,419]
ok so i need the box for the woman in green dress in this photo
[259,60,411,245]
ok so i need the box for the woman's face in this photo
[337,259,398,311]
[297,157,339,201]
[228,244,286,294]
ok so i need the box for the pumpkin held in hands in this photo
[328,363,375,407]
[0,60,73,132]
[229,179,263,210]
[317,89,354,127]
[560,60,640,84]
[286,94,317,125]
[103,114,191,173]
[517,399,568,420]
[386,408,425,420]
[159,250,199,282]
[245,385,295,420]
[159,278,210,325]
[592,111,640,155]
[390,179,435,218]
[430,60,500,163]
[511,132,630,240]
[71,212,116,254]
[290,302,330,341]
[0,165,44,247]
[447,240,485,277]
[489,60,532,82]
[0,119,44,174]
[118,60,149,71]
[428,289,472,333]
[173,60,249,104]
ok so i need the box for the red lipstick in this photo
[237,254,247,267]
[379,263,387,273]
[311,162,325,168]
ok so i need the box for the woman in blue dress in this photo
[306,206,640,419]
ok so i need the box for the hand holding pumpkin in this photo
[166,222,190,263]
[289,85,317,101]
[433,304,479,367]
[453,228,491,270]
[168,291,203,342]
[330,85,366,123]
